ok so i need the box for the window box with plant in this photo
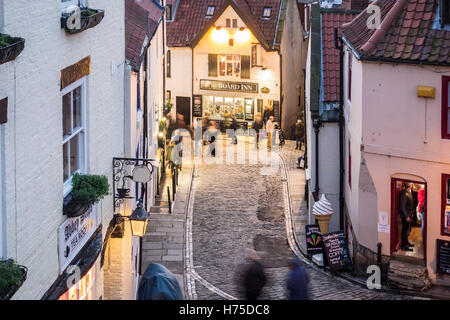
[0,259,27,300]
[63,174,110,218]
[0,34,25,65]
[61,7,105,35]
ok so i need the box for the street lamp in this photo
[113,201,150,238]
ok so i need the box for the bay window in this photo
[62,78,86,196]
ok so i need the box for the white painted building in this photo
[0,0,125,299]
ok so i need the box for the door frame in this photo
[390,177,427,262]
[175,96,191,126]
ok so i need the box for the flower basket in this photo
[0,260,27,300]
[61,8,105,35]
[0,34,25,65]
[63,193,94,218]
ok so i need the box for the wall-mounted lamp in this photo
[211,26,229,44]
[235,27,251,43]
[113,201,150,237]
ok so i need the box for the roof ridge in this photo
[359,0,409,55]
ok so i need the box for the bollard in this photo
[377,242,382,268]
[172,172,176,201]
[167,186,172,214]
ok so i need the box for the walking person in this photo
[295,120,305,150]
[399,183,415,251]
[263,106,270,129]
[230,114,239,144]
[266,116,275,149]
[286,256,309,300]
[235,250,267,300]
[253,114,263,148]
[204,120,219,157]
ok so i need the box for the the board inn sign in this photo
[200,79,258,93]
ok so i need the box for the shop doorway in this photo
[391,178,426,262]
[176,96,191,126]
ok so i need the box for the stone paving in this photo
[187,135,416,300]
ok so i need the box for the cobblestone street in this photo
[187,136,416,300]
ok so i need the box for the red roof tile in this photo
[125,0,164,71]
[322,11,359,102]
[342,0,450,65]
[167,0,282,50]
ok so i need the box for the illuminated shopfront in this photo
[58,267,95,300]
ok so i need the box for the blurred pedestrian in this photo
[204,120,219,157]
[263,106,270,128]
[236,250,266,300]
[230,114,239,144]
[295,120,304,150]
[253,114,263,148]
[286,255,309,300]
[266,116,275,149]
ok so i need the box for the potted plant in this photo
[164,99,173,116]
[0,34,25,65]
[63,174,110,217]
[0,260,27,300]
[61,7,105,34]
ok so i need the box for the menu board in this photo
[305,224,323,257]
[437,239,450,275]
[322,231,352,272]
[273,101,280,122]
[193,95,203,117]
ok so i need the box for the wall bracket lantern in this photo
[113,201,150,238]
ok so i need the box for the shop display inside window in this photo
[245,98,254,121]
[203,95,247,120]
[219,55,240,78]
[444,176,450,235]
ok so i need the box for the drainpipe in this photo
[162,1,167,113]
[278,52,283,129]
[313,118,320,197]
[334,27,345,230]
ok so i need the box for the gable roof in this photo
[322,10,360,102]
[342,0,450,65]
[125,0,164,71]
[166,0,283,51]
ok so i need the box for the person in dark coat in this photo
[263,106,271,128]
[230,114,239,144]
[295,120,305,150]
[236,250,266,300]
[253,114,263,148]
[286,256,309,300]
[399,183,415,251]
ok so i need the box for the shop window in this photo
[442,174,450,236]
[348,53,352,102]
[206,6,215,17]
[58,266,95,300]
[218,55,241,78]
[202,96,248,120]
[62,78,86,196]
[166,50,171,78]
[263,7,272,18]
[442,76,450,139]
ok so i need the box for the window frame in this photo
[218,54,241,79]
[206,6,215,17]
[166,50,171,78]
[61,0,80,10]
[166,4,173,21]
[441,174,450,236]
[62,77,87,197]
[442,76,450,139]
[262,7,272,18]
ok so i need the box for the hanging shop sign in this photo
[60,56,91,90]
[305,224,323,257]
[200,79,258,93]
[322,231,352,272]
[193,95,203,117]
[261,87,270,94]
[58,203,100,272]
[437,239,450,275]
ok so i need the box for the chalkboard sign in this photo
[193,95,202,117]
[273,101,280,122]
[322,231,352,272]
[437,239,450,275]
[305,224,323,257]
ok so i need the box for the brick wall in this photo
[0,0,125,299]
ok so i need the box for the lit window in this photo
[263,7,272,18]
[218,55,241,78]
[206,6,215,17]
[440,0,450,26]
[442,174,450,236]
[167,50,171,78]
[62,78,86,196]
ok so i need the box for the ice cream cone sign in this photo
[313,194,334,234]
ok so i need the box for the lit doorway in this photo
[391,178,426,261]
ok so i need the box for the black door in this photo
[176,96,191,126]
